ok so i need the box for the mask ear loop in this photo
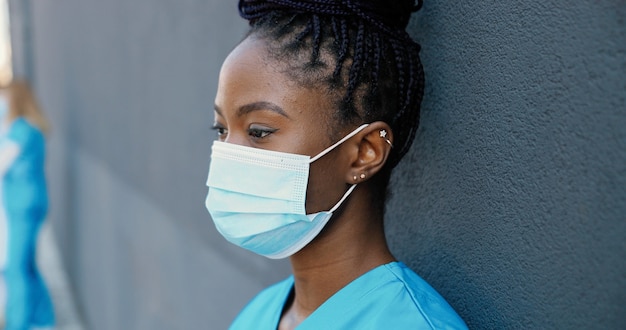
[308,124,368,214]
[328,184,358,213]
[309,124,370,163]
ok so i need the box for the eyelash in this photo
[211,125,228,138]
[248,127,276,139]
[211,124,277,140]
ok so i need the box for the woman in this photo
[0,80,54,330]
[205,0,467,328]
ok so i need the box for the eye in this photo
[248,125,277,140]
[211,124,228,140]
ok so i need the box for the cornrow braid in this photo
[345,21,365,107]
[239,0,425,168]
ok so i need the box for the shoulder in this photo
[229,276,293,330]
[7,118,41,145]
[9,117,31,130]
[370,262,468,329]
[245,275,293,309]
[294,262,467,330]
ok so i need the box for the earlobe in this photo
[346,121,393,183]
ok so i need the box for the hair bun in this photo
[239,0,423,32]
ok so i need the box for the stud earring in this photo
[353,174,366,181]
[380,129,393,147]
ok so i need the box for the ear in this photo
[344,121,393,184]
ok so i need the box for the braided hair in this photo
[239,0,425,169]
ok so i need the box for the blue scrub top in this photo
[230,261,467,329]
[2,117,48,215]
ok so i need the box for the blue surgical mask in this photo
[205,124,369,259]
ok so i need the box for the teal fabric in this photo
[2,118,54,330]
[230,262,467,329]
[3,118,47,214]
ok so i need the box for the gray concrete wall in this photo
[385,2,626,329]
[15,0,626,329]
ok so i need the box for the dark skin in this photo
[214,35,396,330]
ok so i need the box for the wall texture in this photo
[385,2,626,329]
[13,0,625,329]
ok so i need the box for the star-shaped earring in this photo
[380,129,393,147]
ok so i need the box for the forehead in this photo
[215,36,335,130]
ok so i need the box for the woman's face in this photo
[213,36,353,214]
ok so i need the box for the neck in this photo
[282,187,395,323]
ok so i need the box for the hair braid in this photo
[293,18,312,43]
[371,33,381,94]
[311,15,322,64]
[345,21,366,113]
[401,46,425,155]
[334,18,350,80]
[362,32,372,100]
[278,13,298,35]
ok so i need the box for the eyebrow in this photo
[213,102,290,119]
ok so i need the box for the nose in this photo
[223,131,251,147]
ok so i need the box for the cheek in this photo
[304,151,349,214]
